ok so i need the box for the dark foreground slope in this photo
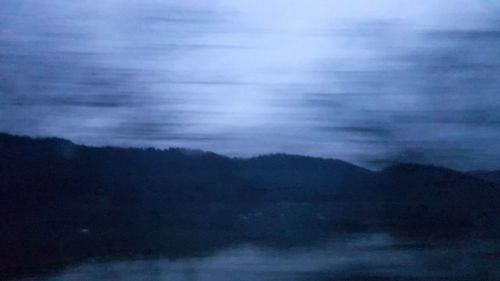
[1,133,499,278]
[470,170,500,185]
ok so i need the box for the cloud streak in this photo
[1,0,499,170]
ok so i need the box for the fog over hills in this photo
[2,1,500,280]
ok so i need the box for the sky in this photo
[1,0,500,170]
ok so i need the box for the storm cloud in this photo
[1,0,499,170]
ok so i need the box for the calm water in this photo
[19,233,500,281]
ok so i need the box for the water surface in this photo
[19,233,500,281]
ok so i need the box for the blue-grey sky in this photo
[1,0,500,170]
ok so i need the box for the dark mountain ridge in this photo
[1,132,500,278]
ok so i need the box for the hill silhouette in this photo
[470,170,500,185]
[1,132,499,278]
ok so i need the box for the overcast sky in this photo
[1,0,500,170]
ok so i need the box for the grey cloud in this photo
[0,1,499,170]
[313,19,500,170]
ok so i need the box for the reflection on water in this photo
[21,233,500,281]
